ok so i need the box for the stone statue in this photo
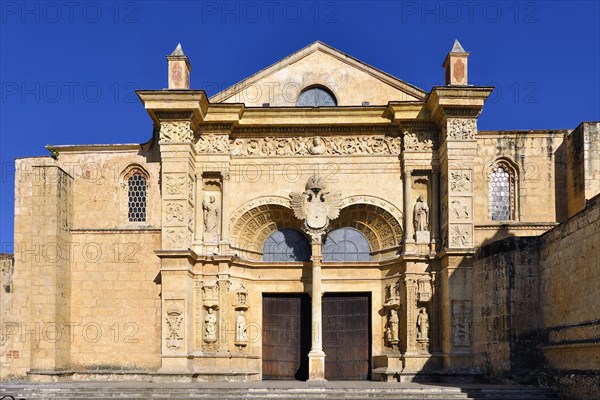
[204,306,217,342]
[203,194,220,240]
[235,310,247,343]
[387,309,399,342]
[417,307,429,340]
[414,195,429,232]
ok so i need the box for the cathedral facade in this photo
[2,41,598,396]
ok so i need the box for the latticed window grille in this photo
[490,165,513,221]
[128,174,147,222]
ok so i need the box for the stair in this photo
[0,382,559,400]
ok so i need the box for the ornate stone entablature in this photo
[195,134,230,153]
[402,130,434,151]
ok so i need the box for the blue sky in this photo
[1,0,599,248]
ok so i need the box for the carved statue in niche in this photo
[309,136,326,155]
[386,309,399,344]
[235,310,248,344]
[414,195,429,232]
[204,306,217,343]
[417,308,429,340]
[202,194,220,241]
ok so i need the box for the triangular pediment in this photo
[210,41,426,106]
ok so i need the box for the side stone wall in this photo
[473,193,600,400]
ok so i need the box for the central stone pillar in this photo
[308,234,326,381]
[403,168,415,251]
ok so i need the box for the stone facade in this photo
[1,41,598,396]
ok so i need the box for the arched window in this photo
[323,228,370,262]
[128,173,147,222]
[262,229,311,262]
[296,86,337,107]
[489,161,517,221]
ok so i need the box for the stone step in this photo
[0,384,559,400]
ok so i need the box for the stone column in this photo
[431,168,440,252]
[308,234,326,381]
[403,168,414,249]
[219,170,230,254]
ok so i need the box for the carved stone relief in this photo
[446,118,476,140]
[417,275,434,303]
[231,136,401,157]
[165,303,184,351]
[416,307,429,340]
[195,134,230,153]
[452,300,472,348]
[450,198,471,220]
[450,224,472,248]
[403,131,434,151]
[166,202,185,223]
[164,227,186,249]
[386,309,399,346]
[450,170,472,193]
[165,174,186,196]
[160,121,193,143]
[235,310,248,346]
[203,193,221,242]
[290,175,341,235]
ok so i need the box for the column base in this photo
[308,350,327,381]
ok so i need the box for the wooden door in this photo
[322,293,371,380]
[262,294,311,380]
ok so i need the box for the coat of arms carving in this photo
[290,175,341,234]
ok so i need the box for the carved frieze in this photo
[449,170,472,193]
[159,121,193,143]
[450,197,471,220]
[195,134,230,153]
[446,118,477,140]
[403,131,434,151]
[164,227,186,249]
[231,136,401,157]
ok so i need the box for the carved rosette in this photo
[159,121,194,143]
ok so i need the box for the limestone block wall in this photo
[566,122,600,218]
[0,254,15,378]
[472,193,600,400]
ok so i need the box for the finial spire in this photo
[443,39,470,86]
[166,43,191,90]
[170,43,185,57]
[450,39,466,53]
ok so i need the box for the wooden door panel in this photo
[262,294,310,380]
[323,294,370,380]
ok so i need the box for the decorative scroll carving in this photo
[165,304,183,351]
[403,131,433,151]
[231,136,401,157]
[166,202,185,223]
[195,134,230,153]
[160,121,193,143]
[290,175,341,235]
[446,118,476,140]
[165,174,186,196]
[452,301,472,348]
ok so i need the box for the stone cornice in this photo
[475,222,558,230]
